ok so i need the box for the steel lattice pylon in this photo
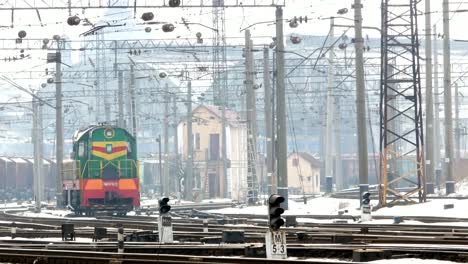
[380,0,426,206]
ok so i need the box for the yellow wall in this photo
[178,106,247,200]
[287,153,320,194]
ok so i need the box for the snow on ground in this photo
[140,197,232,208]
[449,179,468,197]
[373,198,468,218]
[207,196,468,227]
[19,209,73,218]
[207,198,369,216]
[0,236,93,242]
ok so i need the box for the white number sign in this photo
[265,230,287,259]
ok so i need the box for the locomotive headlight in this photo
[104,128,114,138]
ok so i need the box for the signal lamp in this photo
[362,192,371,205]
[158,197,171,214]
[268,194,285,230]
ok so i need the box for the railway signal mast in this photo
[265,194,287,259]
[158,197,173,243]
[361,192,372,222]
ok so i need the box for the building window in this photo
[292,158,299,167]
[195,133,200,150]
[209,133,220,160]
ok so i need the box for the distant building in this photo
[178,105,247,201]
[287,152,321,194]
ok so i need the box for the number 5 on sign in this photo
[265,230,287,259]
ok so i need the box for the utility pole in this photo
[221,86,228,199]
[353,0,369,197]
[55,42,64,208]
[33,97,38,210]
[271,50,277,193]
[130,65,137,138]
[443,0,455,194]
[164,83,170,196]
[117,71,124,128]
[158,135,163,196]
[425,0,435,194]
[173,95,180,194]
[32,97,43,212]
[185,80,194,201]
[275,7,288,209]
[325,17,335,193]
[433,24,442,185]
[245,30,258,204]
[455,83,460,160]
[38,98,44,208]
[264,47,274,194]
[334,95,343,191]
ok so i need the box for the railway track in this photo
[3,204,468,262]
[4,210,468,247]
[0,241,467,262]
[0,248,338,264]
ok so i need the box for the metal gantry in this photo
[380,0,425,206]
[212,0,230,198]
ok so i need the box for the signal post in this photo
[265,194,287,259]
[361,192,372,222]
[158,197,173,243]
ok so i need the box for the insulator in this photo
[18,30,27,39]
[67,16,81,26]
[145,27,152,33]
[162,23,175,32]
[43,38,49,44]
[337,8,348,15]
[159,72,168,78]
[196,32,202,38]
[338,43,348,50]
[169,0,181,7]
[41,83,47,88]
[53,35,61,40]
[289,20,298,28]
[47,78,54,84]
[290,36,301,44]
[141,12,154,21]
